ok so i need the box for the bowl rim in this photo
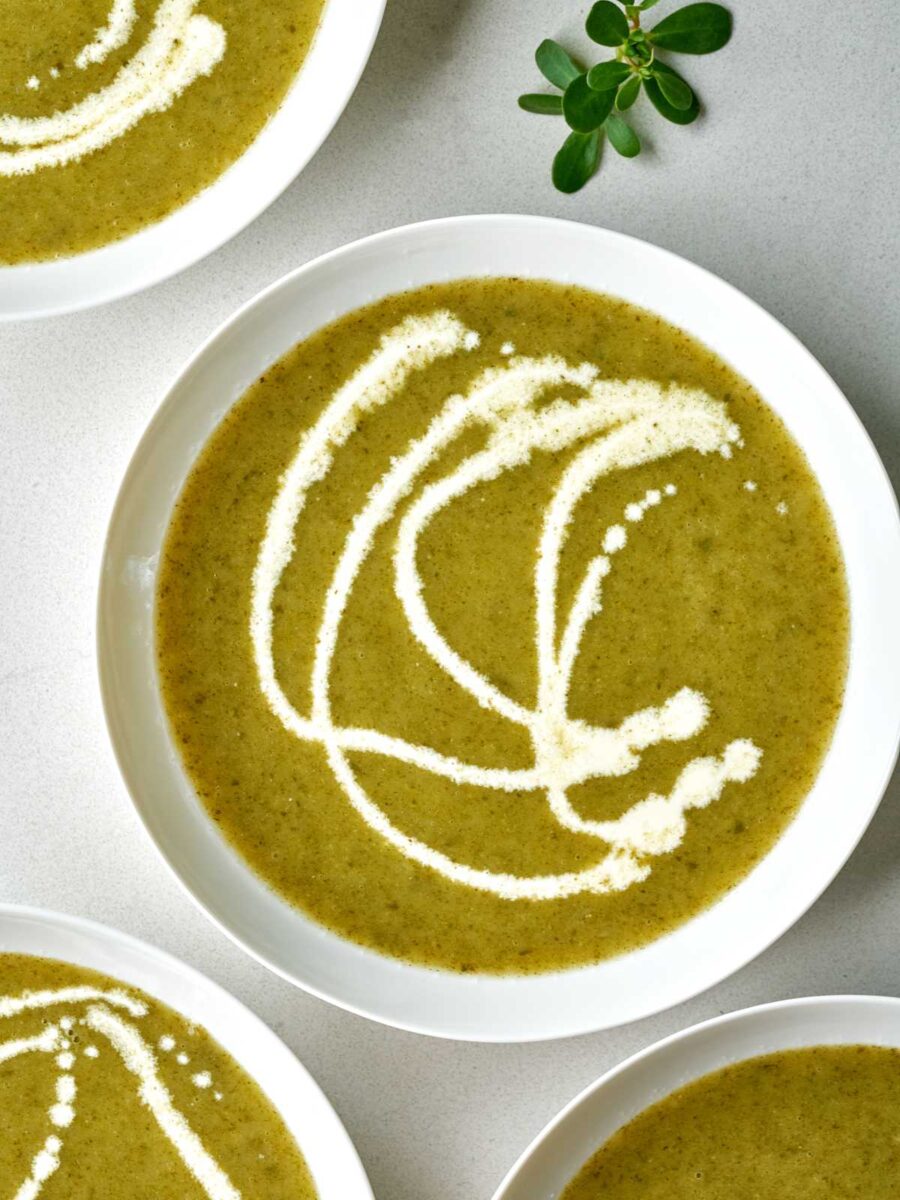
[0,901,374,1200]
[0,0,386,321]
[98,213,900,1043]
[490,993,900,1198]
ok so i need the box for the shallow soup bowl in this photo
[0,0,385,320]
[0,903,374,1199]
[99,214,900,1042]
[491,994,900,1198]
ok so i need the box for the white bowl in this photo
[491,994,900,1198]
[98,214,900,1042]
[0,903,373,1200]
[0,0,385,321]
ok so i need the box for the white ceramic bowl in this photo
[0,0,385,321]
[0,903,373,1199]
[98,215,900,1042]
[492,994,900,1198]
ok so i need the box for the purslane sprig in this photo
[518,1,732,193]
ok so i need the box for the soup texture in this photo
[0,953,316,1198]
[156,279,848,973]
[561,1045,900,1198]
[0,0,324,262]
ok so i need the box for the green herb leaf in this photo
[615,74,642,109]
[625,36,654,65]
[652,65,693,108]
[563,73,617,132]
[649,2,732,53]
[553,129,602,192]
[644,61,699,122]
[518,93,565,115]
[535,39,582,89]
[522,0,729,193]
[606,112,642,156]
[586,1,630,46]
[586,60,633,91]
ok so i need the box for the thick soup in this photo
[561,1045,900,1198]
[0,0,325,262]
[0,953,316,1198]
[156,279,848,973]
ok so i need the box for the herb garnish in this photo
[518,1,732,193]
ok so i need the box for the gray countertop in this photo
[1,2,899,1197]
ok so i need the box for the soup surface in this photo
[561,1044,900,1198]
[0,952,316,1198]
[0,0,325,263]
[156,279,848,973]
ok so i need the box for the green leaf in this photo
[652,65,693,109]
[586,1,630,46]
[644,62,700,122]
[650,3,732,54]
[535,39,581,89]
[635,0,663,9]
[518,93,564,115]
[552,129,602,193]
[615,74,641,109]
[563,74,617,133]
[606,113,641,156]
[622,29,653,63]
[586,60,632,91]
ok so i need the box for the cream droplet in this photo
[602,524,627,554]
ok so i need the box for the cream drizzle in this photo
[0,0,225,176]
[0,987,240,1200]
[248,311,763,900]
[85,1005,240,1200]
[0,986,146,1019]
[75,0,139,70]
[0,1025,59,1063]
[13,1135,63,1200]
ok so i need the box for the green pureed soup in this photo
[156,279,849,973]
[0,0,325,263]
[561,1045,900,1198]
[0,953,316,1198]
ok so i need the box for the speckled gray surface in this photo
[1,2,899,1198]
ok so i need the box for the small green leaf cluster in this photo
[518,1,732,193]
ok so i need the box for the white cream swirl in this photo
[1,1,225,176]
[1,985,239,1200]
[248,311,762,901]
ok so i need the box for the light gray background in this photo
[1,2,899,1197]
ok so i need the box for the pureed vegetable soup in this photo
[0,953,316,1198]
[0,0,325,263]
[156,279,849,973]
[561,1046,900,1198]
